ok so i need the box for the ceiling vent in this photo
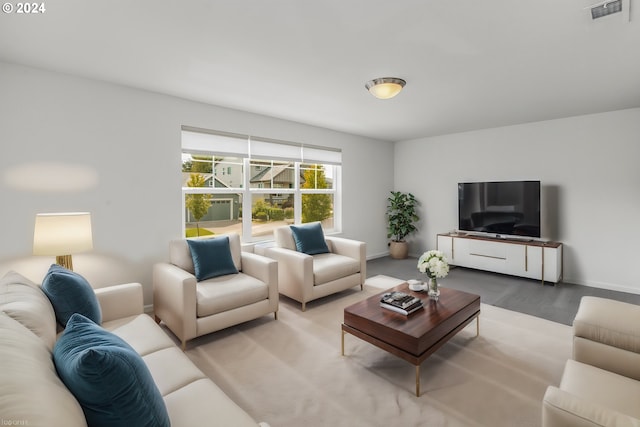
[590,0,623,19]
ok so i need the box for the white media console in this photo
[437,233,563,284]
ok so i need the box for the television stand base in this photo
[437,233,563,284]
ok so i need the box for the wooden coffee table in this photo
[341,283,481,396]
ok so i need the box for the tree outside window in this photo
[301,164,332,224]
[185,174,211,237]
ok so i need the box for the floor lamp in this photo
[33,212,93,271]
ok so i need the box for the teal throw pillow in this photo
[290,222,330,255]
[187,236,239,281]
[53,313,170,427]
[41,264,102,327]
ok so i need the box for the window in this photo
[181,128,341,241]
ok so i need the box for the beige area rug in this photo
[179,275,572,427]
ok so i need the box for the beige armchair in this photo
[542,296,640,426]
[153,233,278,348]
[263,223,366,311]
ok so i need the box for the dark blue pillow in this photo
[53,313,170,427]
[187,236,239,281]
[290,222,330,255]
[41,264,102,327]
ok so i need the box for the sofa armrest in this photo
[542,386,640,427]
[152,262,197,345]
[94,283,144,323]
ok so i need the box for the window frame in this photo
[181,129,341,242]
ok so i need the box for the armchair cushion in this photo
[41,264,102,327]
[290,222,329,255]
[196,273,269,317]
[54,313,170,427]
[187,236,239,281]
[312,253,361,285]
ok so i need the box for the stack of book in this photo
[380,291,424,315]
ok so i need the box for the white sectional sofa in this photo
[0,270,269,427]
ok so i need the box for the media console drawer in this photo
[467,240,507,260]
[437,233,563,284]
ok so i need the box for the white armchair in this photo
[542,296,640,426]
[153,233,278,348]
[263,223,366,311]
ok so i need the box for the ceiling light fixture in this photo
[365,77,406,99]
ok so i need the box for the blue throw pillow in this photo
[41,264,102,327]
[53,313,170,427]
[187,236,239,281]
[290,222,330,255]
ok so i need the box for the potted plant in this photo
[386,191,420,259]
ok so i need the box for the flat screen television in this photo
[458,180,541,239]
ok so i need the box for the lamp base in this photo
[56,255,73,271]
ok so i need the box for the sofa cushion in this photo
[142,347,207,396]
[170,233,242,274]
[41,264,101,327]
[53,313,170,427]
[290,222,329,255]
[103,314,177,357]
[196,273,269,317]
[0,312,87,427]
[0,270,57,350]
[187,236,239,281]
[312,253,361,285]
[164,378,260,427]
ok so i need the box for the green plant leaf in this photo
[386,191,420,241]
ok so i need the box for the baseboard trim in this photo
[366,251,390,260]
[563,277,640,296]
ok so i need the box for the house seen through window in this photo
[181,129,341,241]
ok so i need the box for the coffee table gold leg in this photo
[416,365,420,397]
[476,316,480,337]
[341,330,345,356]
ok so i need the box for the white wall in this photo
[394,108,640,294]
[0,61,394,304]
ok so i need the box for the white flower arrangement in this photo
[417,250,449,279]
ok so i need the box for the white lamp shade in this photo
[33,212,93,256]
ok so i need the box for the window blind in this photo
[250,138,302,162]
[181,128,341,165]
[181,130,248,157]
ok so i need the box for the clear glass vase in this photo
[428,277,440,301]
